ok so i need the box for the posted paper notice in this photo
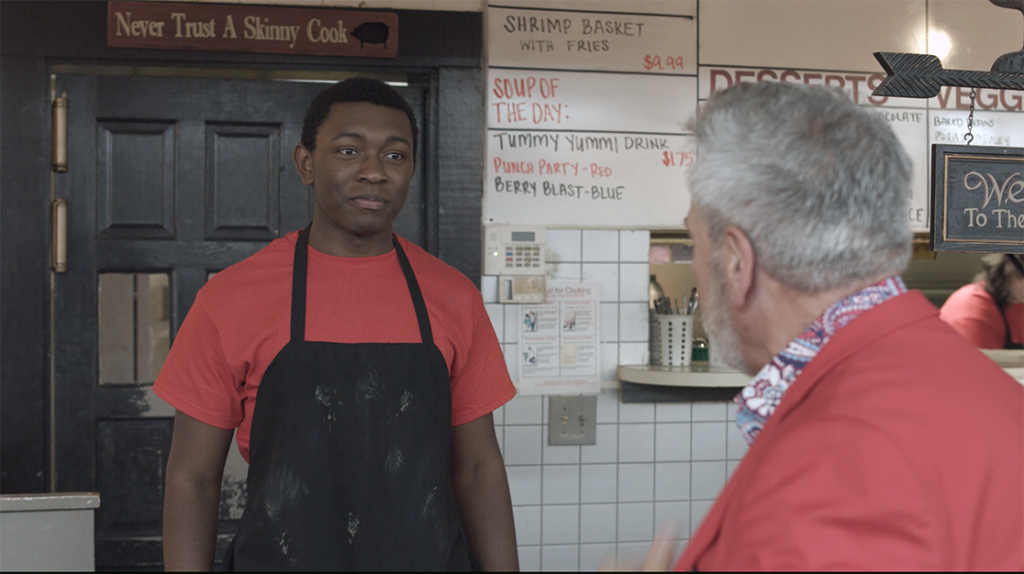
[518,282,601,395]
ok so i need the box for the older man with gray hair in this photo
[654,82,1022,570]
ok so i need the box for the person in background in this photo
[157,78,518,571]
[638,82,1023,570]
[940,253,1024,349]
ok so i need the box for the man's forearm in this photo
[452,461,519,571]
[163,474,223,570]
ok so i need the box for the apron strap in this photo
[393,235,434,345]
[290,226,433,345]
[291,224,312,342]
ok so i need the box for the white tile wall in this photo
[580,504,617,543]
[619,264,650,304]
[514,505,542,546]
[518,544,542,572]
[692,422,728,461]
[691,461,728,500]
[543,466,581,504]
[619,401,654,424]
[655,462,690,501]
[579,543,616,571]
[508,465,542,506]
[581,263,619,302]
[619,231,651,262]
[581,425,618,464]
[582,230,619,262]
[656,423,691,462]
[617,502,654,542]
[655,501,691,539]
[580,464,618,504]
[618,424,655,463]
[619,302,650,342]
[484,229,744,570]
[542,505,579,544]
[542,544,580,572]
[618,463,655,502]
[546,229,582,263]
[600,303,619,343]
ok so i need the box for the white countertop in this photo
[0,493,100,512]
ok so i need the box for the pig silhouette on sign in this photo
[352,22,390,48]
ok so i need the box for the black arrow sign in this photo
[872,52,1024,98]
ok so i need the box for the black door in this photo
[51,73,427,571]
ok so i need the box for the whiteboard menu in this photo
[489,6,696,75]
[484,4,698,229]
[485,5,1023,233]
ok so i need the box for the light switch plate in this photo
[547,396,597,445]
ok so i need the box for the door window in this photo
[98,273,170,385]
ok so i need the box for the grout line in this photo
[689,401,695,536]
[614,388,621,552]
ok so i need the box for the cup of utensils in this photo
[652,287,699,317]
[650,288,698,366]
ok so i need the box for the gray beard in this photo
[703,258,752,375]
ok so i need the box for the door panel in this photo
[96,120,176,239]
[53,73,428,570]
[204,122,282,240]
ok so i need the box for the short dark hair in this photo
[300,77,417,155]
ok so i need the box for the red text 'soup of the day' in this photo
[492,77,566,125]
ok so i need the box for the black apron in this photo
[227,227,472,571]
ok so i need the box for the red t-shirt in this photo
[939,283,1024,349]
[153,232,515,462]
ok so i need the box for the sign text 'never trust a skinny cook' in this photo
[107,1,398,58]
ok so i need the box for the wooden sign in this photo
[931,144,1024,253]
[107,1,398,58]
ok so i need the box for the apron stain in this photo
[399,390,413,412]
[347,512,360,540]
[421,487,437,518]
[263,466,309,522]
[315,386,331,407]
[385,446,404,473]
[359,369,383,400]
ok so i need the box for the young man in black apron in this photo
[157,78,518,571]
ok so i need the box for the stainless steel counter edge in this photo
[0,493,100,512]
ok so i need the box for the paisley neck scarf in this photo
[735,276,908,445]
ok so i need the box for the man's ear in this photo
[721,225,757,308]
[292,143,314,185]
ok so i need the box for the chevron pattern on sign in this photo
[872,52,1024,98]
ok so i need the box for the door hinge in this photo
[51,199,67,273]
[51,92,67,173]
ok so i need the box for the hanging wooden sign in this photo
[931,144,1024,253]
[107,1,398,58]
